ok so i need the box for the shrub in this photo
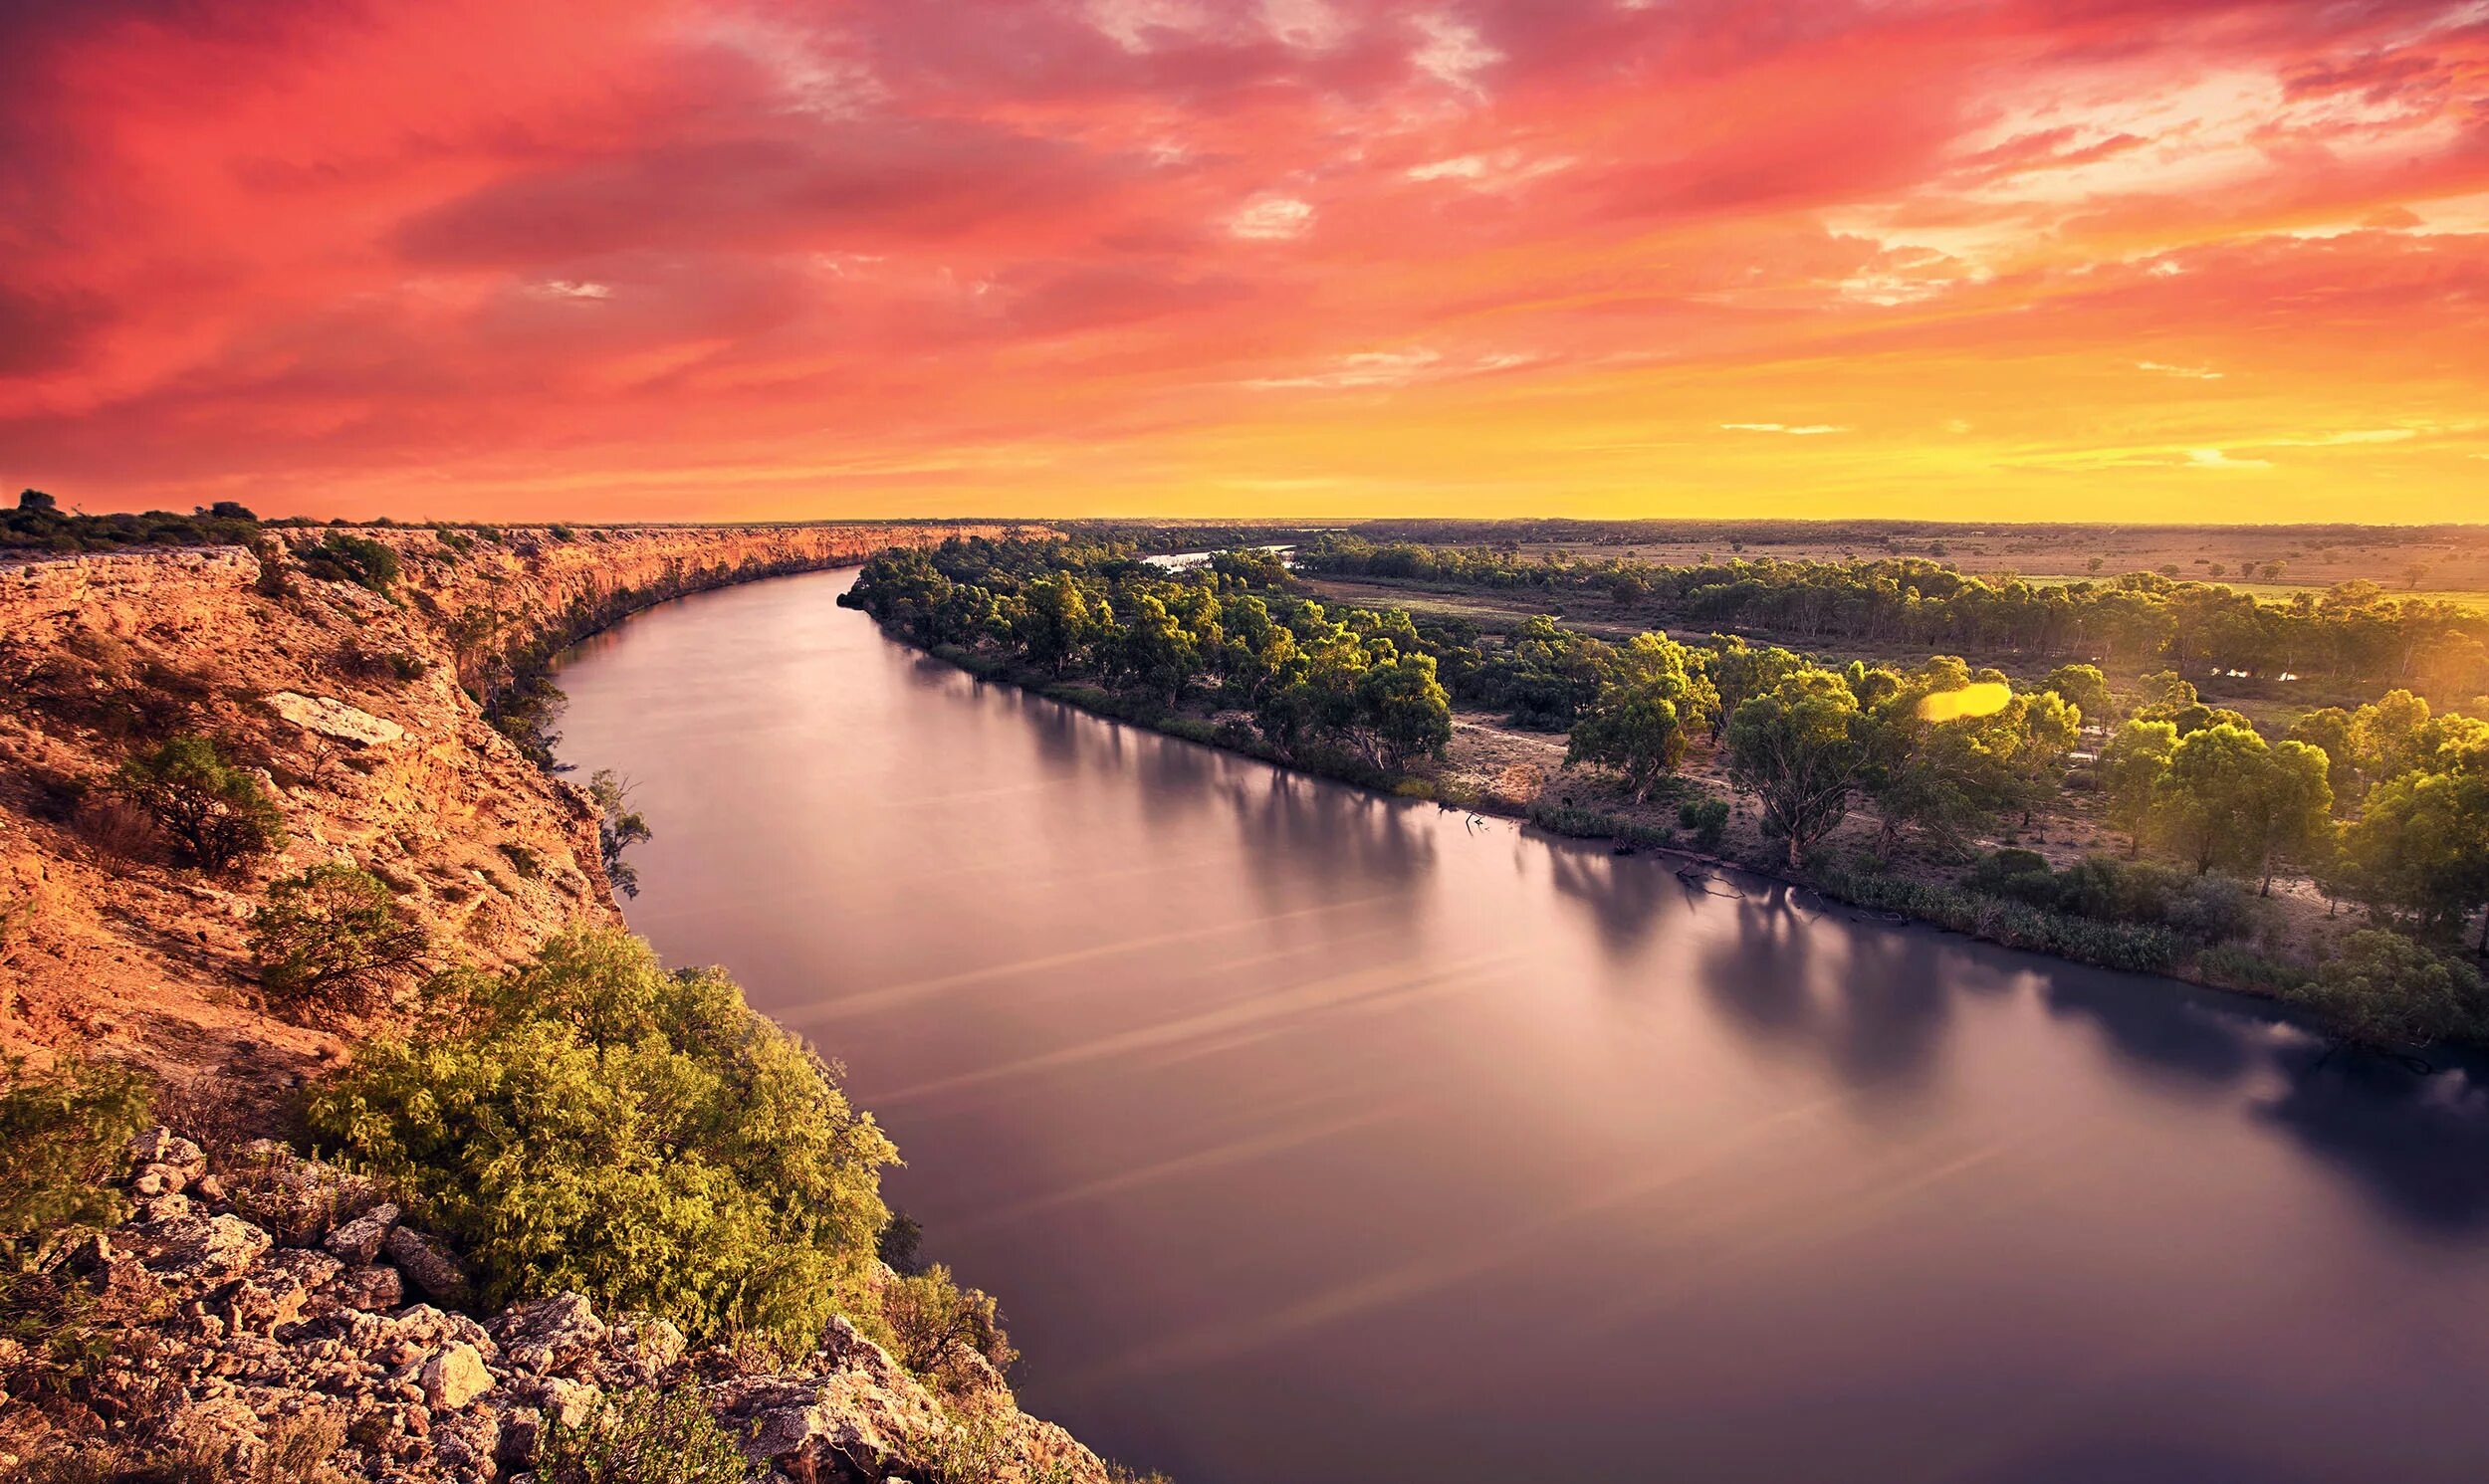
[2286,930,2488,1050]
[1818,862,2184,973]
[0,1056,152,1271]
[534,1388,757,1484]
[498,842,543,879]
[1677,797,1729,852]
[296,533,401,593]
[2195,945,2313,995]
[589,770,651,899]
[1966,848,2051,890]
[251,865,430,1020]
[111,734,287,870]
[878,1210,926,1276]
[875,1264,1017,1394]
[1957,851,2256,945]
[305,928,896,1351]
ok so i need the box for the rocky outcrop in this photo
[0,1133,1108,1484]
[0,522,1043,1118]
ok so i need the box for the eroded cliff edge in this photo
[1,522,1148,1483]
[0,523,1039,1112]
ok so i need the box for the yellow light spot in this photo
[1920,681,2012,722]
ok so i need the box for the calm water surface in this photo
[556,568,2489,1484]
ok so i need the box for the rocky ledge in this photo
[1,1132,1108,1484]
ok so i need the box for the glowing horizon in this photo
[4,1,2487,524]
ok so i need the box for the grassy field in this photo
[1330,523,2489,600]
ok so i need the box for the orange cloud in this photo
[2,0,2485,521]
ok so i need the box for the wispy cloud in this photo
[2138,360,2223,379]
[1722,423,1852,436]
[2186,448,2273,469]
[1247,348,1535,389]
[1227,195,1314,240]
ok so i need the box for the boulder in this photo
[323,1201,399,1265]
[488,1291,604,1376]
[265,691,408,748]
[120,1213,271,1296]
[222,1247,340,1336]
[126,1128,207,1181]
[492,1406,545,1466]
[132,1162,189,1197]
[324,1263,404,1311]
[420,1342,493,1410]
[382,1226,472,1308]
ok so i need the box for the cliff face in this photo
[0,523,1038,1120]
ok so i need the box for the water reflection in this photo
[558,568,2489,1484]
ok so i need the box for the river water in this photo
[556,567,2489,1484]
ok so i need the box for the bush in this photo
[589,771,650,899]
[1819,862,2184,972]
[1956,851,2256,945]
[305,928,896,1352]
[875,1264,1016,1395]
[2286,930,2488,1050]
[2195,945,2313,995]
[251,865,431,1020]
[534,1388,757,1484]
[1678,797,1729,852]
[0,1056,152,1271]
[295,533,401,593]
[1528,802,1677,850]
[110,734,286,869]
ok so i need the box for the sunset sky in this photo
[4,0,2487,523]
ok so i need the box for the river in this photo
[555,566,2489,1484]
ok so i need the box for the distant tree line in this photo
[1,490,263,553]
[1300,537,2489,701]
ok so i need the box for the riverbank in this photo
[893,627,2390,1042]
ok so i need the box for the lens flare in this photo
[1919,682,2012,723]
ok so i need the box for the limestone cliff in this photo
[0,523,1040,1119]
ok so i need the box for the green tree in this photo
[2349,689,2432,783]
[1703,637,1805,742]
[1358,649,1453,770]
[253,864,431,1019]
[2133,670,2198,720]
[1724,669,1866,869]
[112,733,288,869]
[2160,724,2272,875]
[2238,739,2334,895]
[2341,767,2489,949]
[1016,572,1100,677]
[2041,664,2116,729]
[2098,719,2177,857]
[2287,706,2361,800]
[1565,634,1706,802]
